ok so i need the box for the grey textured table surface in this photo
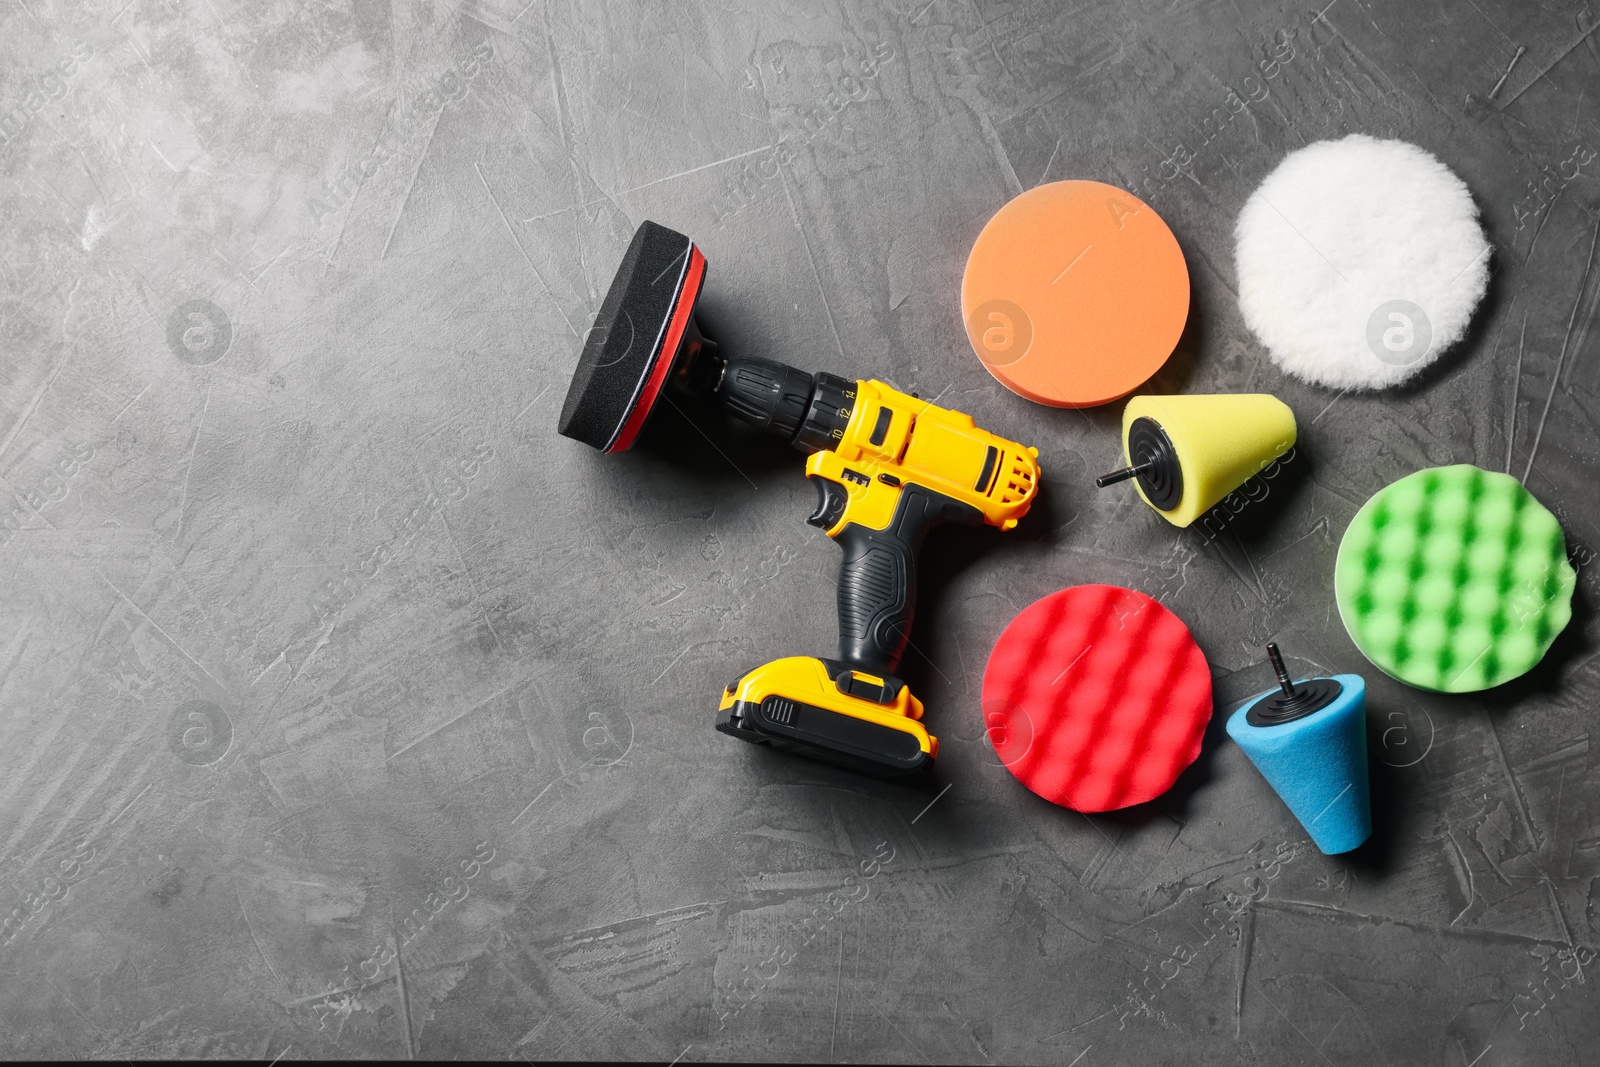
[2,0,1599,1063]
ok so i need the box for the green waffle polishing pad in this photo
[1335,464,1575,693]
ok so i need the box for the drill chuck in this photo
[713,354,854,453]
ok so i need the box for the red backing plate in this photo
[609,245,705,453]
[981,585,1212,812]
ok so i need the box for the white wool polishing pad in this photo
[1234,135,1490,390]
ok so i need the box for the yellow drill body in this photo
[806,379,1040,537]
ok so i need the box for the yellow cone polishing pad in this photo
[1096,394,1297,527]
[962,181,1190,408]
[1335,465,1576,692]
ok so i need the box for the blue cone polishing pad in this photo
[1226,673,1371,854]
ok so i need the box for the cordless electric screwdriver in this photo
[558,221,1041,777]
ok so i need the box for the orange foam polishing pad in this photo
[962,181,1190,408]
[982,585,1212,812]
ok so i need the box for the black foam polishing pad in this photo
[558,220,706,452]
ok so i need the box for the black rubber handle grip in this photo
[830,484,983,674]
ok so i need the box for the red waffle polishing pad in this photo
[982,585,1212,812]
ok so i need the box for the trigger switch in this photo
[807,477,849,529]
